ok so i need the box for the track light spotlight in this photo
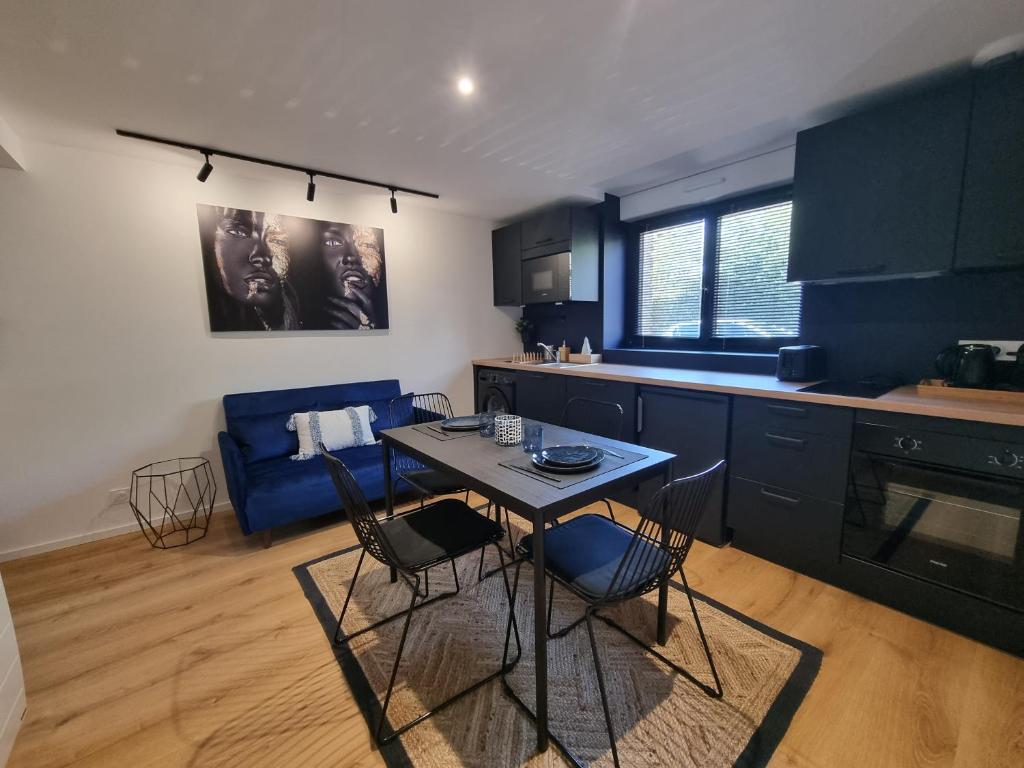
[390,188,398,214]
[306,173,316,202]
[197,152,213,182]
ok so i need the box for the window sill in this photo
[602,347,778,375]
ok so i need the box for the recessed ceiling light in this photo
[456,76,475,96]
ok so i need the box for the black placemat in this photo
[499,444,647,488]
[411,422,481,441]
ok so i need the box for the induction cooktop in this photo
[797,380,898,399]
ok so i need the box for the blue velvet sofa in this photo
[218,379,406,544]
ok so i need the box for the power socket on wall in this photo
[107,488,130,506]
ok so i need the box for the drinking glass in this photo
[522,422,543,453]
[478,411,497,438]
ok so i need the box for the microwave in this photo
[522,251,571,304]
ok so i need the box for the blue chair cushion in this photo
[230,409,303,463]
[519,514,670,601]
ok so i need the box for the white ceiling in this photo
[0,0,1021,220]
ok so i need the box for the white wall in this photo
[0,575,25,767]
[0,141,519,559]
[619,145,795,221]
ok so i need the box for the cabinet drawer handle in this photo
[766,403,807,417]
[536,236,554,244]
[836,263,886,276]
[582,380,608,387]
[765,432,807,449]
[760,488,801,506]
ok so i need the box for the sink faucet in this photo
[536,342,557,362]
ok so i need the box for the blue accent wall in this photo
[800,270,1024,383]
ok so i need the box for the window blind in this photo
[712,201,800,338]
[636,219,705,338]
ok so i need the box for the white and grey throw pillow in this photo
[286,406,378,460]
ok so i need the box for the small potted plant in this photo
[515,317,535,347]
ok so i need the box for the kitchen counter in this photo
[472,358,1024,428]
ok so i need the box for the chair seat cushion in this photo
[381,499,504,570]
[519,514,670,601]
[400,468,465,496]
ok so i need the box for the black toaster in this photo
[777,345,826,382]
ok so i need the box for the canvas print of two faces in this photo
[197,204,389,331]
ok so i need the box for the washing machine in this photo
[476,369,516,414]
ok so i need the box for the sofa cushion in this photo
[231,410,301,463]
[243,444,396,532]
[288,406,377,460]
[224,380,401,422]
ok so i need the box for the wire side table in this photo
[129,457,216,548]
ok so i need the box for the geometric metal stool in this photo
[129,457,216,548]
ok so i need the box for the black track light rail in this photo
[114,129,440,199]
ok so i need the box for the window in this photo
[630,190,801,350]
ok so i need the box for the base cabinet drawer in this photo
[733,396,852,438]
[731,424,851,502]
[727,476,843,579]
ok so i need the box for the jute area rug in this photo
[295,535,820,768]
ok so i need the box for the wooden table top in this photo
[381,421,675,523]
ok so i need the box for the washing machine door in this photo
[480,386,512,415]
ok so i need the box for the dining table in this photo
[379,417,676,754]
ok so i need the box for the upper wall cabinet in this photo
[789,78,972,283]
[491,204,600,306]
[520,207,573,259]
[492,223,522,306]
[956,58,1024,271]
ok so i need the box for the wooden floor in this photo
[3,495,1022,768]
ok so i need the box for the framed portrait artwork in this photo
[197,204,389,331]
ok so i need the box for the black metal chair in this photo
[501,461,726,768]
[561,396,625,522]
[321,448,521,745]
[388,393,469,507]
[388,392,514,580]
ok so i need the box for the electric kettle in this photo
[935,344,1000,389]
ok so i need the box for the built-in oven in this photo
[844,413,1024,613]
[522,251,571,304]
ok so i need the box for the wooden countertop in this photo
[472,358,1024,428]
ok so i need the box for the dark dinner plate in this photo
[540,445,604,467]
[531,453,604,474]
[439,415,486,431]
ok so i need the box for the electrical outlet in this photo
[108,487,130,506]
[959,340,1023,362]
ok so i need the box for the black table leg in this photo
[657,464,671,645]
[383,439,397,584]
[533,508,549,752]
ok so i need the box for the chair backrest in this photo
[561,396,624,441]
[321,448,401,569]
[388,393,456,477]
[603,460,726,602]
[388,392,455,428]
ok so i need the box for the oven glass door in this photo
[844,452,1024,612]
